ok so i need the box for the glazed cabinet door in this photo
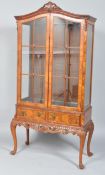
[18,15,49,107]
[48,14,83,111]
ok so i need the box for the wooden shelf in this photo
[22,45,45,48]
[22,51,79,55]
[22,73,45,77]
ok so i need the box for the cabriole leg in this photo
[25,128,30,145]
[87,121,94,157]
[10,120,17,155]
[79,132,86,169]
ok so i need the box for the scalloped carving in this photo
[11,118,93,135]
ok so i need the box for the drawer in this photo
[17,108,46,123]
[61,114,80,126]
[47,112,80,126]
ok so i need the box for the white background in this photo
[0,0,105,174]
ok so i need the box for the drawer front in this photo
[17,108,46,123]
[47,112,80,126]
[61,113,80,126]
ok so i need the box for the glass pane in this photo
[22,75,45,103]
[34,77,45,103]
[52,17,80,107]
[84,24,93,107]
[34,18,46,46]
[21,17,46,103]
[34,50,46,76]
[52,77,64,105]
[22,75,30,100]
[22,54,30,74]
[22,21,32,45]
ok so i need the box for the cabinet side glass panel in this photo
[52,17,80,107]
[84,24,93,107]
[21,17,46,103]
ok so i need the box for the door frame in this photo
[48,13,84,112]
[17,14,50,108]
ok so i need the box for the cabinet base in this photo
[10,118,94,169]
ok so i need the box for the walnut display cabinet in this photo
[10,2,96,169]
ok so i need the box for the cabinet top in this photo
[15,1,96,22]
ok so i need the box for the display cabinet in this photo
[10,2,96,169]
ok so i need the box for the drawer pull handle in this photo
[20,111,26,116]
[50,113,56,120]
[37,112,42,117]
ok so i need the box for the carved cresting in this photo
[42,1,62,12]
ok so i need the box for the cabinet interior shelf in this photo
[22,45,80,49]
[22,51,80,55]
[22,73,78,79]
